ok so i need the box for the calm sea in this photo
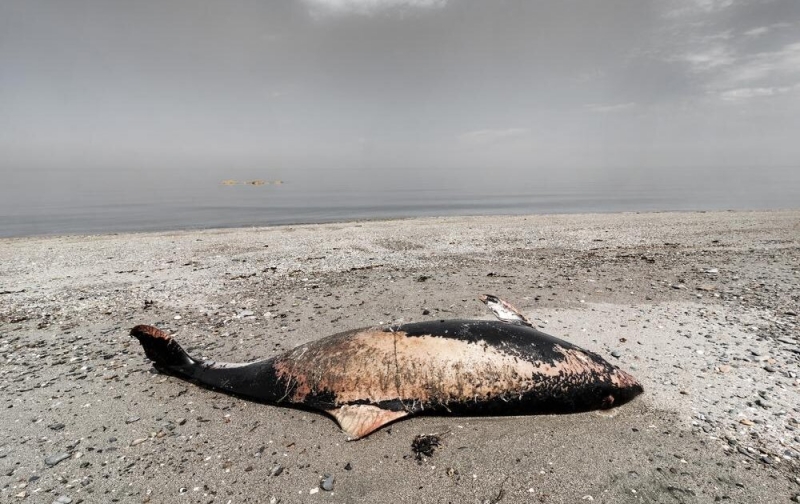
[1,166,798,237]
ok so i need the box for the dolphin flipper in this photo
[480,294,532,326]
[327,405,408,440]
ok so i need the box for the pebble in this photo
[320,474,335,491]
[53,496,72,504]
[611,350,621,358]
[125,416,140,424]
[270,464,283,477]
[44,453,70,467]
[763,365,776,373]
[131,438,148,446]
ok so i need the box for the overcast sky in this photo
[1,0,799,176]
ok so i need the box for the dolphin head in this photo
[597,368,644,409]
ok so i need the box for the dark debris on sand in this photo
[412,434,442,462]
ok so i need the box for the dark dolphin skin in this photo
[131,296,643,439]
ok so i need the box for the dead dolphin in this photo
[130,295,643,439]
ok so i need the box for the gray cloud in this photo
[0,0,798,177]
[303,0,447,17]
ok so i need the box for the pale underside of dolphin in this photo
[130,295,643,439]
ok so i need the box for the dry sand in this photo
[1,210,799,503]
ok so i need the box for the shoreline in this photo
[1,210,799,502]
[2,206,798,241]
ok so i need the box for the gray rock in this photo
[45,453,70,467]
[53,496,72,504]
[321,474,335,491]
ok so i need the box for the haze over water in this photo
[2,1,799,237]
[1,164,797,237]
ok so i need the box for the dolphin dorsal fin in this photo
[328,405,408,440]
[480,294,533,326]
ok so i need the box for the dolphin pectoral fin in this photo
[480,294,532,326]
[328,405,408,440]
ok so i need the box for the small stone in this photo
[739,419,754,426]
[611,351,621,358]
[177,417,187,426]
[309,488,319,495]
[760,455,773,465]
[174,315,182,320]
[270,464,283,477]
[764,365,776,373]
[48,423,65,431]
[344,462,352,471]
[125,416,140,424]
[422,309,430,316]
[45,453,70,467]
[53,496,72,504]
[320,474,335,491]
[131,438,148,446]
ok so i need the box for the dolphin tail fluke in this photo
[130,325,196,374]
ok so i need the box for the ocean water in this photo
[1,165,798,237]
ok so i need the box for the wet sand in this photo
[1,210,799,503]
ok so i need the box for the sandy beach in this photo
[1,210,799,503]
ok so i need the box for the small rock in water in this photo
[320,474,335,491]
[45,453,70,467]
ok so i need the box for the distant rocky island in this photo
[221,179,284,186]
